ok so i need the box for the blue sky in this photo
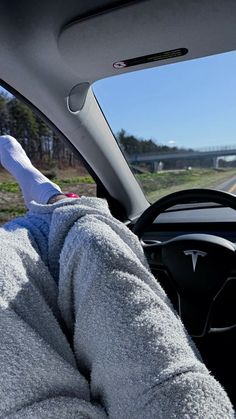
[93,50,236,150]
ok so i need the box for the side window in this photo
[0,87,96,225]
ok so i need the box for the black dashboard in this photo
[143,204,236,243]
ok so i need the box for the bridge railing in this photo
[195,144,236,152]
[129,145,236,160]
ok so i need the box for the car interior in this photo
[0,0,235,408]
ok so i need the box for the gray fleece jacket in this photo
[0,197,234,418]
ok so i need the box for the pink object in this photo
[65,193,80,198]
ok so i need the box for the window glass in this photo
[93,50,236,202]
[0,87,96,225]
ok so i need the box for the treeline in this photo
[116,129,177,155]
[1,92,200,172]
[0,93,178,166]
[0,93,79,169]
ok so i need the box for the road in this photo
[217,175,236,194]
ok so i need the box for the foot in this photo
[0,135,63,207]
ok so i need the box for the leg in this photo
[0,213,107,418]
[0,138,106,417]
[0,135,64,207]
[55,206,234,418]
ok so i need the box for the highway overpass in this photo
[129,145,236,170]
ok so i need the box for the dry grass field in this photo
[137,168,236,202]
[0,167,96,225]
[1,167,236,225]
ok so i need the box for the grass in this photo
[54,176,95,187]
[137,168,236,202]
[0,176,95,193]
[0,182,20,193]
[0,172,96,225]
[1,167,236,224]
[0,205,26,224]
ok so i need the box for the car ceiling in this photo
[1,0,236,90]
[1,0,236,219]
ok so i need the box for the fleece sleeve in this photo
[58,211,235,419]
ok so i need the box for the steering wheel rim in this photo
[133,188,236,238]
[133,188,236,337]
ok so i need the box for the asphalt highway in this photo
[217,175,236,194]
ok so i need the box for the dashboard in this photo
[143,204,236,242]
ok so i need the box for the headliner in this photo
[1,0,236,96]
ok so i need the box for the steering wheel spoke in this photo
[142,240,164,267]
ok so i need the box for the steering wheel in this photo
[133,188,236,337]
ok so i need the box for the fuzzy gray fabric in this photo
[0,197,234,418]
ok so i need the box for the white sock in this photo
[0,135,62,207]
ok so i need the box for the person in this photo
[0,134,234,418]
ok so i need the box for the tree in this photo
[7,98,39,158]
[0,93,10,135]
[116,129,173,156]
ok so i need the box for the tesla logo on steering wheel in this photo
[183,250,207,272]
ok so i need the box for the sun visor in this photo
[58,0,236,83]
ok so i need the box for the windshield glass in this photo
[93,51,236,202]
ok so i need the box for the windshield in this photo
[93,51,236,202]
